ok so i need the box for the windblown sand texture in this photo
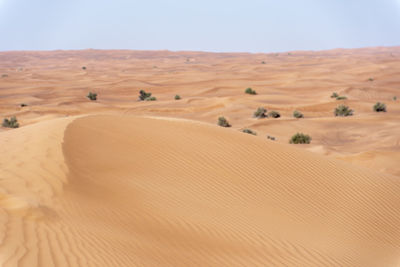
[0,48,400,266]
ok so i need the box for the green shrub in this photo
[217,117,231,127]
[334,104,353,117]
[139,90,152,101]
[331,92,339,98]
[336,96,347,100]
[87,92,97,101]
[145,96,157,101]
[290,133,311,144]
[368,78,374,82]
[293,110,303,118]
[373,102,386,112]
[245,88,257,95]
[268,111,280,118]
[2,116,19,128]
[241,129,257,135]
[253,107,267,118]
[174,95,181,100]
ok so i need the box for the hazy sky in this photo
[0,0,399,52]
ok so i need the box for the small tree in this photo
[241,129,257,135]
[2,116,19,128]
[331,92,339,98]
[87,92,97,101]
[334,104,353,117]
[293,110,303,118]
[245,88,257,95]
[253,107,267,118]
[290,133,311,144]
[218,117,231,127]
[175,95,181,100]
[139,90,152,101]
[373,102,386,112]
[268,111,280,118]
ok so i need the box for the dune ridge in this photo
[1,115,399,266]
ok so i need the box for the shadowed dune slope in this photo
[1,115,400,266]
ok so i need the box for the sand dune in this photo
[0,115,399,266]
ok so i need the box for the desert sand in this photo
[0,48,400,266]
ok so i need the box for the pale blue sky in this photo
[0,0,399,52]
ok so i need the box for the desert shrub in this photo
[330,92,339,98]
[368,78,374,82]
[261,61,266,64]
[373,102,386,112]
[293,110,303,118]
[217,117,231,127]
[145,96,157,101]
[253,107,267,118]
[2,116,19,128]
[393,96,397,101]
[245,88,257,95]
[139,90,152,101]
[82,66,87,70]
[87,92,97,101]
[290,133,311,144]
[336,96,347,100]
[268,111,280,118]
[1,74,8,78]
[174,95,181,100]
[20,103,28,107]
[241,129,257,135]
[334,104,353,117]
[267,135,276,141]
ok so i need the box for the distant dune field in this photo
[0,48,400,266]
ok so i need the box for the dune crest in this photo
[1,115,399,266]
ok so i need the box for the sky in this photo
[0,0,399,52]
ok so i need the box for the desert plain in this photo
[0,47,399,266]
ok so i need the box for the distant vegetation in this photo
[268,111,281,118]
[290,133,311,144]
[267,135,276,141]
[139,90,154,101]
[174,95,181,100]
[20,103,28,107]
[1,74,8,78]
[245,88,257,95]
[336,96,347,100]
[241,129,257,135]
[330,92,339,98]
[334,104,353,117]
[2,116,19,128]
[261,61,266,64]
[393,96,397,101]
[218,117,231,127]
[368,78,374,82]
[293,110,304,118]
[87,92,97,101]
[373,102,386,112]
[253,107,267,118]
[82,66,87,70]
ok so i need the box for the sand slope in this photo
[1,115,399,266]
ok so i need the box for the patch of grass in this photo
[217,117,231,127]
[87,92,97,101]
[336,96,347,100]
[334,104,353,117]
[253,107,267,118]
[241,129,257,135]
[2,116,19,128]
[293,110,303,118]
[290,133,311,144]
[373,102,386,112]
[268,111,280,118]
[330,92,339,98]
[174,95,181,100]
[245,88,257,95]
